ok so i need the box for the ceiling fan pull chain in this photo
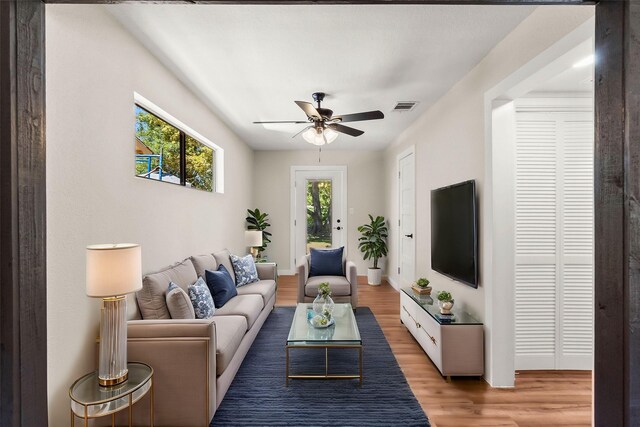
[318,146,322,163]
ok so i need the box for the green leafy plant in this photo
[357,215,389,269]
[416,278,431,288]
[437,290,453,302]
[246,208,272,257]
[318,282,332,298]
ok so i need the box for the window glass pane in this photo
[185,135,214,192]
[306,179,333,252]
[135,106,181,185]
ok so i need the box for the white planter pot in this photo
[367,268,382,286]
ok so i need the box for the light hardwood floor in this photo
[276,275,592,427]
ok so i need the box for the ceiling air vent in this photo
[392,101,418,112]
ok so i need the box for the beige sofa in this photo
[125,249,276,427]
[297,255,358,307]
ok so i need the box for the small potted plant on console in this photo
[437,290,454,315]
[412,277,432,295]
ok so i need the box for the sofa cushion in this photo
[166,282,195,319]
[190,254,218,278]
[309,247,344,277]
[137,258,198,319]
[213,294,264,329]
[236,280,276,306]
[230,253,259,287]
[205,265,238,308]
[213,249,236,284]
[211,315,247,376]
[188,277,216,319]
[305,275,352,297]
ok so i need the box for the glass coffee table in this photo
[286,303,362,385]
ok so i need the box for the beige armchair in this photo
[297,255,358,307]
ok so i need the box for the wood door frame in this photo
[2,0,636,425]
[289,165,348,274]
[396,145,416,290]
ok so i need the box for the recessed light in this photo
[573,54,595,68]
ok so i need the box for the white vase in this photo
[367,268,382,286]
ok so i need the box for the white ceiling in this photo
[107,4,536,150]
[533,62,594,94]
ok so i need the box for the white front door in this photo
[399,152,415,286]
[292,167,347,270]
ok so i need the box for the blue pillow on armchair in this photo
[205,264,238,308]
[309,247,344,277]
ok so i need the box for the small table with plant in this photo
[285,300,363,386]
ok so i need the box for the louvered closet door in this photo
[557,117,593,370]
[514,110,593,371]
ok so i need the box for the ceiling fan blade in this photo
[327,123,364,137]
[253,120,309,124]
[292,125,313,139]
[333,110,384,123]
[295,101,322,120]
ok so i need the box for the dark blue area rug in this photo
[211,307,430,426]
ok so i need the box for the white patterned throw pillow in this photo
[230,254,259,287]
[188,277,216,319]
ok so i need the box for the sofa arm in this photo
[127,319,216,426]
[346,261,358,308]
[297,261,308,303]
[256,262,277,281]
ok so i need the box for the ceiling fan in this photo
[253,92,384,146]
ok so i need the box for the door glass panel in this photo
[306,179,332,252]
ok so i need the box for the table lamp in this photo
[245,230,263,260]
[86,243,142,386]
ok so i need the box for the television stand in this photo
[400,287,484,377]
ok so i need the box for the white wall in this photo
[253,150,385,273]
[46,5,254,425]
[383,5,594,385]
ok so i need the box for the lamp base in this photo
[98,296,129,387]
[249,247,259,260]
[99,372,128,387]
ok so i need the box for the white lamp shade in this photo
[245,230,263,247]
[323,127,339,144]
[86,244,142,297]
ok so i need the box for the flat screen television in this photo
[430,180,479,288]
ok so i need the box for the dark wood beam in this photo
[594,0,640,425]
[625,0,640,424]
[42,0,595,5]
[0,1,48,426]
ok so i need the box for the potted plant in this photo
[436,290,454,315]
[412,277,432,295]
[245,208,272,260]
[357,214,389,286]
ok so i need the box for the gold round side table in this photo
[69,362,154,427]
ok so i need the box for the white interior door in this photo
[399,152,415,285]
[292,168,347,269]
[514,106,593,371]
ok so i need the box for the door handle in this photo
[405,234,413,238]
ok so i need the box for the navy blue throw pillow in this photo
[205,264,238,308]
[309,247,344,277]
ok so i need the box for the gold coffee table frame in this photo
[69,362,154,427]
[286,303,363,386]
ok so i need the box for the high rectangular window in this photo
[135,104,215,192]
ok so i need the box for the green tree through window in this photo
[135,105,214,192]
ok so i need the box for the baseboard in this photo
[386,275,400,291]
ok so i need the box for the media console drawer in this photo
[399,287,484,377]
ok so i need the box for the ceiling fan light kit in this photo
[253,92,384,147]
[302,126,338,146]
